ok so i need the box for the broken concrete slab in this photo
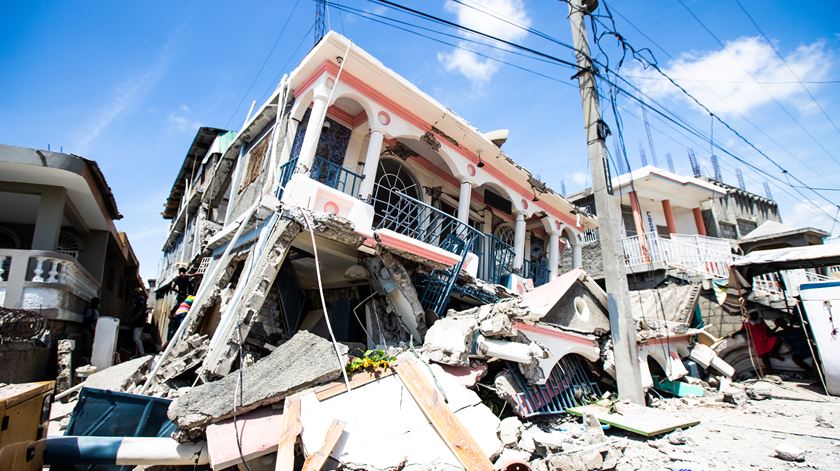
[568,403,699,437]
[168,331,343,432]
[201,216,302,379]
[298,358,501,470]
[83,355,153,393]
[519,268,611,334]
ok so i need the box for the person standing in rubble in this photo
[167,267,194,343]
[741,311,778,371]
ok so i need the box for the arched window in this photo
[371,157,422,227]
[493,223,516,247]
[57,232,83,258]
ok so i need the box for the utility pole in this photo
[567,0,643,404]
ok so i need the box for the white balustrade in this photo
[0,249,100,306]
[621,231,736,278]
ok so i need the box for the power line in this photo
[676,0,840,166]
[733,0,840,136]
[602,3,836,189]
[349,0,839,222]
[224,0,303,129]
[623,75,840,85]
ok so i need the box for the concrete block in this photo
[168,331,343,432]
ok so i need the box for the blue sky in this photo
[1,0,839,281]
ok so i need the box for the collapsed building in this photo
[150,31,597,378]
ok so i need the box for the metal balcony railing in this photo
[522,258,550,287]
[310,155,363,196]
[373,186,479,317]
[472,232,515,285]
[276,156,299,198]
[373,185,479,252]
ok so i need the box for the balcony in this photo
[522,259,550,287]
[621,231,736,279]
[472,233,515,285]
[0,249,100,321]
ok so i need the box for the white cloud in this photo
[167,104,202,132]
[632,37,832,118]
[437,0,531,84]
[74,36,175,154]
[571,170,588,185]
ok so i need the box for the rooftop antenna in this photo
[639,142,648,166]
[561,180,567,196]
[688,149,701,177]
[711,154,722,182]
[736,168,746,190]
[763,181,773,200]
[665,152,675,172]
[315,0,326,45]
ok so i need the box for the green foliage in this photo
[345,349,397,375]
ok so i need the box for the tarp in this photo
[728,243,840,290]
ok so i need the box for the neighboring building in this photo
[566,166,732,283]
[699,179,782,241]
[738,220,827,253]
[152,32,594,364]
[0,144,144,379]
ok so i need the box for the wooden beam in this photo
[274,398,302,471]
[394,358,494,471]
[301,419,346,471]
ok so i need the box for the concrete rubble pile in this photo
[47,209,757,470]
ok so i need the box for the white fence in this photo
[621,231,736,278]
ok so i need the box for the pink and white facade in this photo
[216,32,594,288]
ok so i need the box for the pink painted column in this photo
[629,191,650,261]
[693,208,707,236]
[661,199,677,235]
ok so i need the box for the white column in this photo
[359,128,385,200]
[296,93,329,173]
[548,231,560,280]
[457,180,472,224]
[513,211,526,272]
[482,208,493,235]
[573,242,583,269]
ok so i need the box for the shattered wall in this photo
[559,241,603,279]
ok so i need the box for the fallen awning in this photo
[728,243,840,290]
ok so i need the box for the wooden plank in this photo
[301,419,346,471]
[568,403,699,437]
[274,398,301,471]
[393,358,494,471]
[314,370,394,401]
